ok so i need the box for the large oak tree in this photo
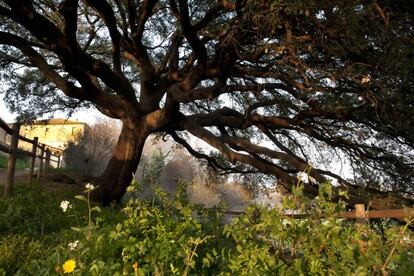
[0,0,413,205]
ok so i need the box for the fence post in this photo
[45,149,51,172]
[42,148,48,176]
[57,155,61,168]
[4,123,20,197]
[27,137,38,184]
[37,145,45,180]
[355,204,366,224]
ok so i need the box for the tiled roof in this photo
[28,118,87,125]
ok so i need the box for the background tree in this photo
[0,0,413,205]
[64,118,120,176]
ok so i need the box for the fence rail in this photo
[0,116,63,197]
[225,204,414,221]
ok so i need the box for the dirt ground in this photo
[0,168,84,194]
[0,168,27,183]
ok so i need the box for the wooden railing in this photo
[225,204,414,222]
[0,117,63,197]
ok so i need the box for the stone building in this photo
[0,127,7,144]
[18,118,88,151]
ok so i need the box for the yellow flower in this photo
[63,259,76,274]
[133,261,139,271]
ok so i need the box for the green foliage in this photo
[0,182,413,275]
[0,183,73,236]
[0,154,28,170]
[222,184,414,275]
[0,182,120,275]
[0,183,75,275]
[138,149,169,187]
[0,234,51,275]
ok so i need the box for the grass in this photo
[0,154,7,168]
[1,175,413,274]
[0,180,121,275]
[0,154,28,170]
[48,167,81,178]
[0,182,75,274]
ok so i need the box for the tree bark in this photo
[92,117,149,205]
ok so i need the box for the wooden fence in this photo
[225,204,414,222]
[0,117,62,197]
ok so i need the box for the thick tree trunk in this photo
[92,117,149,205]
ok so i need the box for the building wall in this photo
[0,128,7,144]
[19,123,86,151]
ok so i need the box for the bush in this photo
[63,119,119,177]
[1,181,413,275]
[0,153,27,169]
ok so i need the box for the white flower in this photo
[60,200,71,212]
[68,240,79,251]
[297,171,309,183]
[282,219,291,227]
[321,220,330,226]
[85,183,95,191]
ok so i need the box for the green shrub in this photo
[0,153,28,169]
[221,184,414,275]
[0,181,413,275]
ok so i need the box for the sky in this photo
[0,95,15,122]
[0,94,106,125]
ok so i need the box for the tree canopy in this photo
[0,0,413,204]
